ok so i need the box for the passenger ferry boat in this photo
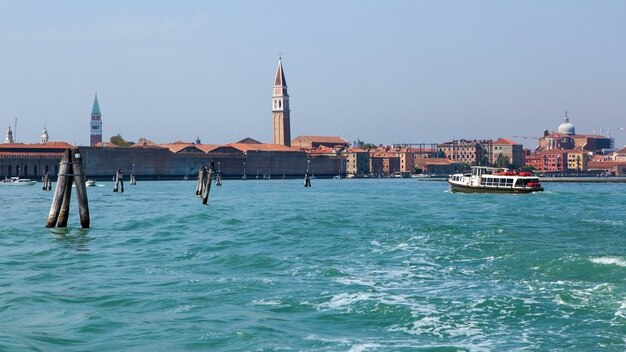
[448,166,543,193]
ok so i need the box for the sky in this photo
[1,0,625,148]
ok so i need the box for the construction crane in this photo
[512,135,541,149]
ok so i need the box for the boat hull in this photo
[0,181,36,186]
[448,181,543,194]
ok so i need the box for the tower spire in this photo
[90,93,103,146]
[272,57,291,146]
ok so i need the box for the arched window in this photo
[23,165,28,176]
[34,165,38,176]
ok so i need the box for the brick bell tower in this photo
[90,93,102,146]
[272,57,291,146]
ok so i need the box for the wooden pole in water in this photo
[202,163,214,205]
[46,149,72,228]
[195,166,205,196]
[72,148,90,228]
[56,169,74,228]
[42,172,49,191]
[113,170,119,192]
[113,169,124,192]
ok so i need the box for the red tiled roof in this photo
[414,158,454,165]
[492,138,520,145]
[225,143,300,153]
[236,137,262,144]
[0,142,74,149]
[292,135,349,144]
[160,143,220,153]
[133,138,161,148]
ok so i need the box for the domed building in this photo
[557,112,575,135]
[537,111,612,153]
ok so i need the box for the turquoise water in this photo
[1,179,625,351]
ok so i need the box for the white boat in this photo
[0,177,37,186]
[448,166,543,193]
[85,179,97,187]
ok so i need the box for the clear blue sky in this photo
[1,0,625,148]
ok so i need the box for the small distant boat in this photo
[393,171,411,178]
[85,179,97,187]
[0,177,37,186]
[448,166,544,193]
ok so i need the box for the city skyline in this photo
[1,1,625,147]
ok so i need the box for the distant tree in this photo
[110,134,133,147]
[520,165,535,172]
[362,143,377,150]
[494,153,511,168]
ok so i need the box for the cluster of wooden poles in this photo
[195,162,216,204]
[45,148,90,229]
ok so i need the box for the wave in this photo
[589,256,626,267]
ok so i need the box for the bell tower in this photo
[272,57,291,146]
[90,93,103,146]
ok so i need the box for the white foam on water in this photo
[335,277,376,287]
[318,292,372,311]
[347,343,383,352]
[251,299,281,306]
[172,304,200,313]
[614,300,626,319]
[589,256,626,267]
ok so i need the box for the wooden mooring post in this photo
[201,162,215,205]
[42,172,52,191]
[195,166,205,196]
[130,173,137,185]
[113,169,124,193]
[304,173,311,187]
[45,148,90,229]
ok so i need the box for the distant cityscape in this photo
[2,59,626,179]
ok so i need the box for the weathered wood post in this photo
[113,169,124,193]
[202,162,214,205]
[42,172,50,191]
[195,166,205,196]
[304,173,311,187]
[46,149,72,228]
[72,148,90,228]
[56,169,74,227]
[130,173,136,185]
[216,173,222,187]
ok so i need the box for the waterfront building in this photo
[490,138,524,168]
[0,142,73,178]
[438,139,489,166]
[272,58,291,147]
[413,157,459,176]
[525,149,567,173]
[614,147,626,162]
[90,94,103,147]
[537,112,613,154]
[369,150,401,177]
[292,135,350,150]
[566,150,587,171]
[343,148,369,178]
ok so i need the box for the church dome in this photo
[557,112,576,135]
